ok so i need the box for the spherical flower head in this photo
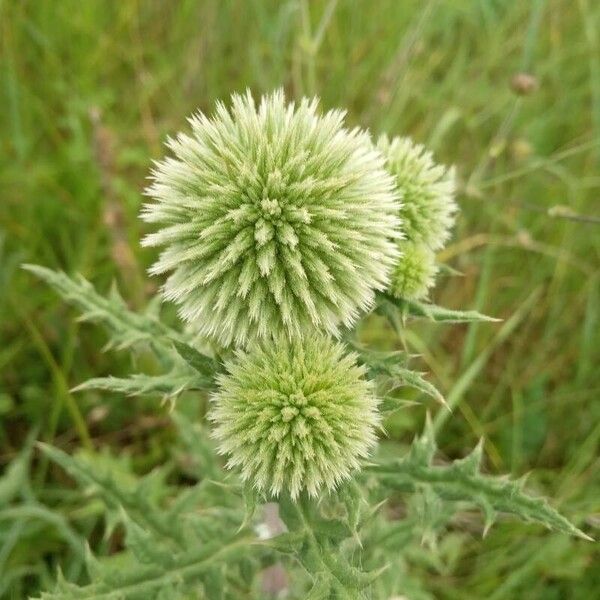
[390,241,438,301]
[378,134,457,251]
[208,335,380,499]
[142,90,401,347]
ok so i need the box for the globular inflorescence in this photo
[390,241,438,301]
[208,335,380,499]
[142,90,400,348]
[378,135,456,251]
[378,134,457,301]
[142,91,461,500]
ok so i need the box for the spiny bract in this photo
[208,335,380,499]
[390,241,438,300]
[378,134,457,251]
[142,90,400,347]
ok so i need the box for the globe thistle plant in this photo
[208,335,380,499]
[390,241,438,300]
[378,134,457,251]
[30,88,588,600]
[142,90,400,347]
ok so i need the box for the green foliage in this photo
[22,265,183,356]
[377,291,500,330]
[32,417,262,600]
[14,268,587,599]
[25,265,218,402]
[2,2,599,598]
[72,367,211,399]
[346,341,446,409]
[369,418,591,541]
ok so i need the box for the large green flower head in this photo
[209,335,380,499]
[378,135,457,251]
[142,90,400,347]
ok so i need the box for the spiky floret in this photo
[378,135,457,251]
[209,335,380,499]
[390,241,438,300]
[142,90,400,347]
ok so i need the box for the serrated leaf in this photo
[277,495,381,598]
[24,265,184,355]
[377,292,499,324]
[171,411,221,481]
[454,438,484,476]
[84,544,104,580]
[437,262,464,277]
[240,483,261,532]
[391,368,447,408]
[173,341,219,379]
[410,414,437,466]
[348,342,445,408]
[72,367,209,399]
[346,342,410,379]
[266,531,305,554]
[38,443,180,545]
[339,481,364,533]
[122,508,173,565]
[34,531,257,600]
[306,573,332,599]
[278,494,304,533]
[311,517,352,543]
[203,565,225,600]
[369,424,590,540]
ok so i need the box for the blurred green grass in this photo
[0,0,598,598]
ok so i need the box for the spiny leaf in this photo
[171,411,221,481]
[173,340,220,379]
[390,368,447,408]
[338,480,364,533]
[84,544,103,581]
[311,517,352,543]
[277,495,379,598]
[121,508,174,566]
[72,367,210,399]
[35,532,257,600]
[345,342,410,378]
[306,573,332,600]
[437,262,463,277]
[369,425,591,540]
[24,265,184,354]
[265,531,305,555]
[377,292,499,324]
[38,443,181,544]
[203,565,225,600]
[240,483,261,532]
[409,414,437,466]
[348,342,445,408]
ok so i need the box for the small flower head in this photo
[209,335,380,499]
[390,241,438,300]
[378,135,457,251]
[142,90,400,347]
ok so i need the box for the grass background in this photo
[1,0,599,597]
